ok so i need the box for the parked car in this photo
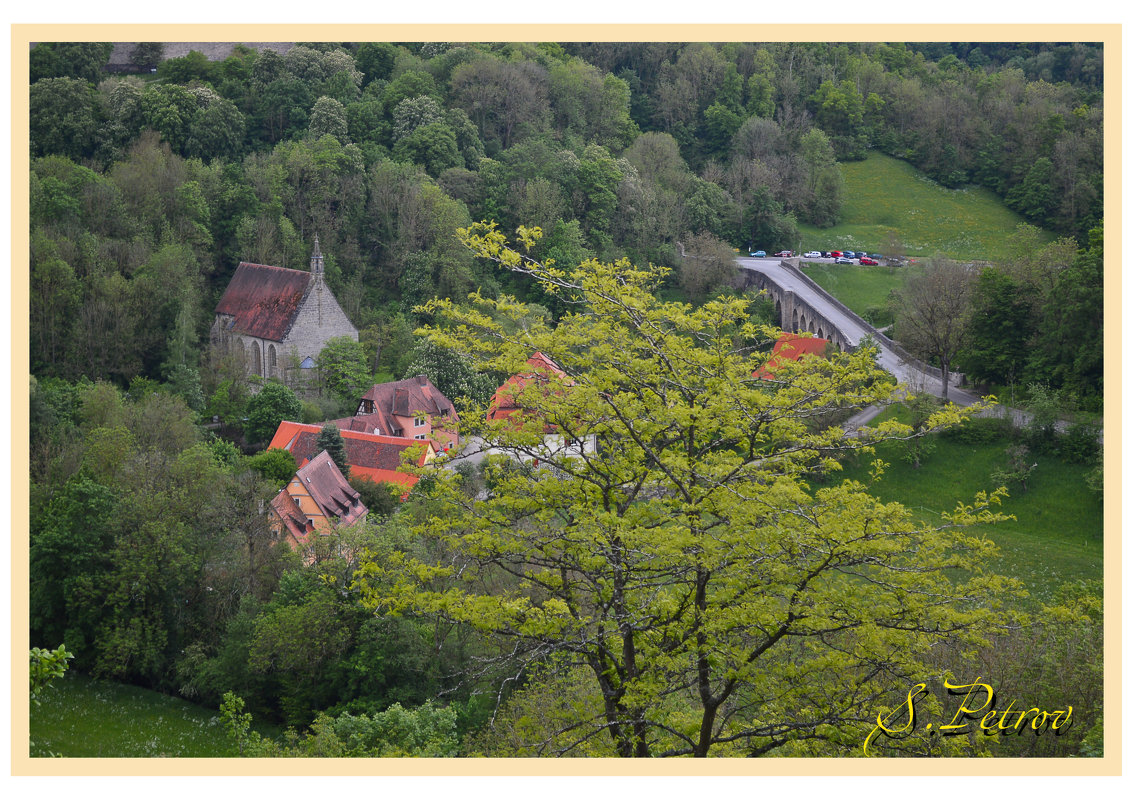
[803,251,822,259]
[869,253,885,260]
[858,256,878,265]
[774,250,793,257]
[834,256,854,264]
[750,250,767,258]
[829,250,842,258]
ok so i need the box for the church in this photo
[211,237,358,383]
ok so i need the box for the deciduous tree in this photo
[893,256,976,399]
[356,223,1013,758]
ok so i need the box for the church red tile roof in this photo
[753,333,831,379]
[214,262,313,342]
[268,421,433,489]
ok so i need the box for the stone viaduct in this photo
[735,256,974,404]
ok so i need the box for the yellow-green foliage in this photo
[353,223,1021,758]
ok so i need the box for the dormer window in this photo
[414,416,427,427]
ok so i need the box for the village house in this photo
[753,333,832,380]
[268,420,436,494]
[487,351,596,461]
[268,449,368,559]
[211,236,357,385]
[330,375,460,454]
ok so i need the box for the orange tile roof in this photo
[267,421,433,488]
[487,352,571,431]
[753,333,830,379]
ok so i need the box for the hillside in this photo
[797,151,1054,262]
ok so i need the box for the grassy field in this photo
[797,261,915,323]
[796,152,1052,262]
[28,673,281,758]
[825,408,1103,607]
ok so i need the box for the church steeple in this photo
[311,235,324,323]
[310,235,324,279]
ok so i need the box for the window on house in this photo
[415,433,427,440]
[414,416,427,427]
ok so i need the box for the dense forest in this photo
[27,40,1105,757]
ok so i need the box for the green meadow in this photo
[826,408,1103,608]
[796,151,1051,262]
[797,261,912,323]
[29,673,281,758]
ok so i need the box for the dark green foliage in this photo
[401,337,498,405]
[349,476,401,518]
[243,382,302,444]
[30,42,112,84]
[25,40,1106,754]
[30,78,101,159]
[246,448,299,485]
[940,414,1014,445]
[316,423,349,477]
[957,268,1038,387]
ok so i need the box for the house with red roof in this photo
[211,236,357,383]
[329,375,459,454]
[268,449,368,559]
[486,352,596,461]
[268,421,435,493]
[487,352,570,430]
[753,333,832,380]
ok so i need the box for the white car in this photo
[803,251,822,259]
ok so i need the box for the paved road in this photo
[737,257,980,406]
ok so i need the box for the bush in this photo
[1060,421,1101,464]
[940,414,1013,445]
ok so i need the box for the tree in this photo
[308,96,349,144]
[401,337,498,406]
[246,447,299,485]
[316,423,349,477]
[30,78,100,159]
[317,336,371,413]
[957,267,1037,389]
[893,256,976,399]
[677,230,737,303]
[355,223,1013,758]
[129,42,165,71]
[244,381,303,444]
[30,645,73,705]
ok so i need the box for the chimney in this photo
[416,375,428,385]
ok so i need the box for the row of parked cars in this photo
[748,249,895,266]
[802,250,883,265]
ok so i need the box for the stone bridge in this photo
[736,257,976,404]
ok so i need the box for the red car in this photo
[774,250,793,257]
[829,250,843,258]
[858,256,878,265]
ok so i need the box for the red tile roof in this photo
[296,450,368,526]
[214,262,313,342]
[754,333,831,379]
[268,421,432,488]
[487,352,571,431]
[269,487,309,546]
[353,376,458,436]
